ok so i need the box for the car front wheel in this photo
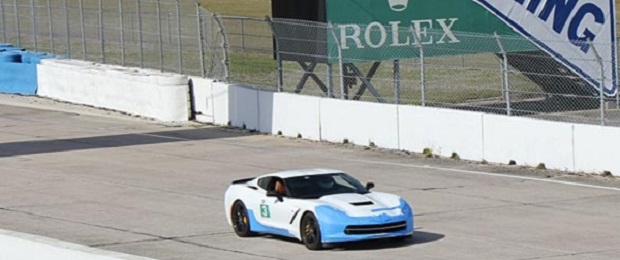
[231,200,253,237]
[301,212,322,250]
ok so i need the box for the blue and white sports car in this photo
[224,169,414,250]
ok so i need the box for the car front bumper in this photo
[315,199,414,243]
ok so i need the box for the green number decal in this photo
[260,204,271,218]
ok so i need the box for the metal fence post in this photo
[240,18,245,52]
[31,0,37,51]
[196,4,206,78]
[130,11,135,43]
[213,14,230,81]
[119,0,125,66]
[590,41,606,126]
[328,22,345,100]
[14,0,20,46]
[495,32,511,116]
[167,12,172,44]
[175,0,183,74]
[411,26,425,106]
[64,0,70,58]
[79,0,86,59]
[326,23,334,98]
[0,0,4,42]
[394,59,401,104]
[156,0,164,72]
[327,63,333,98]
[46,0,54,54]
[136,0,143,68]
[267,17,283,92]
[1,0,7,42]
[98,0,104,63]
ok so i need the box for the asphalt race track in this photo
[1,100,620,260]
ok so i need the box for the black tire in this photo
[231,201,253,237]
[300,212,323,250]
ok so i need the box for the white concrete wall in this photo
[212,82,230,126]
[483,115,575,170]
[185,82,620,175]
[193,82,620,174]
[259,92,322,140]
[189,77,215,124]
[320,99,399,149]
[38,60,190,122]
[399,106,485,160]
[229,85,260,130]
[34,66,619,175]
[573,124,620,174]
[0,229,153,260]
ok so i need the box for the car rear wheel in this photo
[301,212,322,250]
[231,201,253,237]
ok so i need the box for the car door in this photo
[262,194,299,234]
[255,177,299,235]
[252,177,276,229]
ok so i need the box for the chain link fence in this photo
[263,19,620,127]
[1,2,619,127]
[0,0,227,78]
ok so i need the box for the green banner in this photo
[326,0,537,63]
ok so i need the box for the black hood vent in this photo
[350,201,374,206]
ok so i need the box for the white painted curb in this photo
[0,229,156,260]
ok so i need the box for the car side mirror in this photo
[267,190,284,202]
[366,182,375,190]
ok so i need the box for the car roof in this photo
[262,168,343,179]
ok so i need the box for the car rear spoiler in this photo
[231,177,255,185]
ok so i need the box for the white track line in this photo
[335,158,620,192]
[0,229,155,260]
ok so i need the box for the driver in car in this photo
[316,175,335,190]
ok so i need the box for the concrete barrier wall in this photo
[320,99,400,149]
[0,61,37,95]
[399,106,485,160]
[192,82,618,174]
[212,82,231,126]
[189,77,214,123]
[28,61,620,174]
[229,85,260,130]
[483,115,575,170]
[259,92,322,140]
[573,124,620,174]
[0,45,54,95]
[38,60,190,122]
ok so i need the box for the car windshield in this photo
[284,173,369,199]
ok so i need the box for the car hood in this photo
[316,192,403,217]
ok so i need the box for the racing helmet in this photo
[316,175,335,189]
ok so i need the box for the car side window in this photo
[257,177,272,190]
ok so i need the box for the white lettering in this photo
[412,19,433,45]
[365,22,388,48]
[436,18,460,44]
[389,21,411,47]
[339,24,364,50]
[337,18,460,49]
